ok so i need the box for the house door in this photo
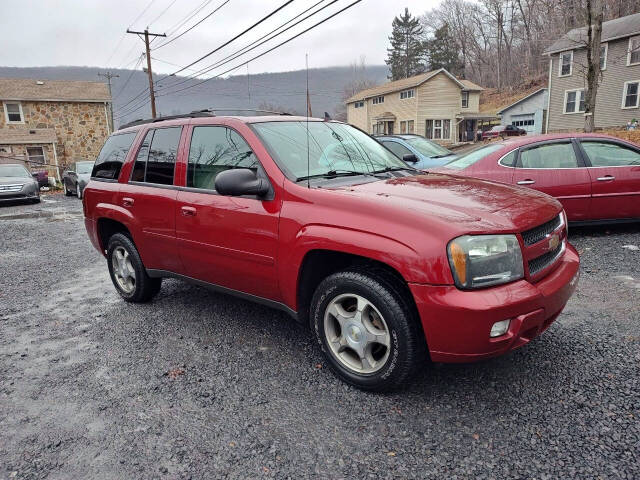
[386,121,394,135]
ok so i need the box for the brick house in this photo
[346,68,496,144]
[0,78,111,180]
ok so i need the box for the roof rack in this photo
[116,108,294,130]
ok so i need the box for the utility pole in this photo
[98,72,119,132]
[126,28,166,118]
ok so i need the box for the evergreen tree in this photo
[426,23,464,76]
[385,8,426,80]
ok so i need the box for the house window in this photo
[400,120,415,134]
[628,36,640,66]
[600,43,607,70]
[564,89,585,114]
[425,119,450,140]
[559,51,573,77]
[0,146,11,155]
[399,89,415,100]
[461,91,469,108]
[3,102,24,123]
[354,101,364,108]
[26,146,45,164]
[372,96,384,105]
[622,81,639,109]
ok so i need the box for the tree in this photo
[335,57,379,122]
[584,0,604,132]
[385,8,426,80]
[426,23,464,75]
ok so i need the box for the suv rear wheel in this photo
[107,233,162,302]
[310,269,424,391]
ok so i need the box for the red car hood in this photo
[328,173,561,233]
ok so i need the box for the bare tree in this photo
[584,0,604,132]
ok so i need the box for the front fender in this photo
[279,224,443,311]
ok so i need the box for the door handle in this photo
[122,197,134,207]
[517,179,536,185]
[181,206,197,217]
[596,175,615,181]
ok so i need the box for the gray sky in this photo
[2,0,439,75]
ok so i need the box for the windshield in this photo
[443,144,505,170]
[0,165,30,177]
[405,136,451,157]
[76,162,94,174]
[252,121,409,180]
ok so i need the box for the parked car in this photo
[32,170,49,189]
[0,163,40,204]
[482,125,526,140]
[376,134,457,168]
[62,160,94,198]
[432,133,640,224]
[83,115,579,391]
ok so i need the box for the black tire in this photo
[106,233,162,302]
[32,197,40,204]
[310,269,425,392]
[63,182,72,196]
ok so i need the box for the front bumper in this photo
[410,243,580,363]
[0,184,39,202]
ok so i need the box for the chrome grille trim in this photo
[522,214,562,246]
[0,184,24,193]
[528,241,566,276]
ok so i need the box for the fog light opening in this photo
[490,319,511,338]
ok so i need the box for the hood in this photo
[328,173,561,233]
[0,176,31,185]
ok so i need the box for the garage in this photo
[511,113,536,133]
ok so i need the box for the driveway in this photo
[1,195,639,479]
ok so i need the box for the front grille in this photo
[0,184,24,193]
[528,242,564,276]
[521,215,562,246]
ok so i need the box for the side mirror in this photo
[402,153,418,163]
[215,169,270,197]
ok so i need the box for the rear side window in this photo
[498,150,516,167]
[581,141,640,166]
[187,126,258,190]
[519,142,578,169]
[92,132,137,179]
[130,127,182,185]
[444,144,504,170]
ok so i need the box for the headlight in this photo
[447,234,524,289]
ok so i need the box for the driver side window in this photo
[187,126,258,190]
[382,141,413,159]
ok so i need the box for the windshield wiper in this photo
[296,169,378,182]
[431,153,452,159]
[371,165,416,174]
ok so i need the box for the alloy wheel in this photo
[323,293,391,374]
[111,246,136,293]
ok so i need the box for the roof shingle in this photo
[0,78,111,102]
[544,12,640,54]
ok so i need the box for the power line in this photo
[126,29,167,118]
[147,0,179,27]
[164,0,215,37]
[114,0,362,119]
[151,0,232,50]
[113,54,145,100]
[115,1,295,115]
[156,0,334,93]
[129,0,159,28]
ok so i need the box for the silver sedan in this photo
[0,164,40,204]
[62,161,94,199]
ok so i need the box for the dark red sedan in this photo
[434,133,640,223]
[482,125,526,140]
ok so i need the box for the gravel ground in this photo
[1,194,639,480]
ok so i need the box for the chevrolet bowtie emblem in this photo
[548,233,560,251]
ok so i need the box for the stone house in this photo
[544,12,640,131]
[0,78,111,179]
[345,68,496,144]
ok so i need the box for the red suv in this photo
[83,113,579,391]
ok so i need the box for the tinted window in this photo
[382,141,413,159]
[519,142,578,169]
[187,126,258,190]
[581,141,640,167]
[131,130,153,182]
[92,132,137,179]
[444,144,504,170]
[498,150,516,167]
[131,128,181,185]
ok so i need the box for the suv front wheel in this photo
[310,269,424,391]
[107,233,162,302]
